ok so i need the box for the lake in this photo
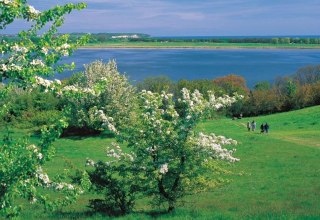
[58,48,320,87]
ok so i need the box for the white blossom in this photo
[86,158,95,167]
[56,43,71,56]
[9,63,22,71]
[34,76,53,88]
[41,47,48,55]
[55,183,64,190]
[1,0,13,5]
[54,79,62,85]
[11,44,28,53]
[38,173,50,185]
[30,197,37,204]
[37,153,43,160]
[60,43,71,49]
[94,109,118,133]
[195,132,239,163]
[31,59,45,67]
[159,163,169,174]
[27,5,40,15]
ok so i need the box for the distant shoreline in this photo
[80,44,320,50]
[80,46,320,50]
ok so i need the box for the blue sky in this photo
[3,0,320,36]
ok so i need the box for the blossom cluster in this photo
[159,163,169,174]
[208,91,244,110]
[30,59,45,67]
[34,76,61,93]
[85,144,135,168]
[11,44,28,53]
[94,109,117,133]
[27,5,41,16]
[179,88,207,121]
[35,166,82,192]
[106,143,135,162]
[141,90,178,120]
[194,132,239,162]
[33,76,98,96]
[27,144,43,160]
[0,0,13,5]
[56,43,71,57]
[0,63,22,71]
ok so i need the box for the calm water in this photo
[58,49,320,87]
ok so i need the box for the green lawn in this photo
[83,41,320,49]
[5,106,320,219]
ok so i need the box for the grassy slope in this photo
[10,105,320,219]
[83,42,320,49]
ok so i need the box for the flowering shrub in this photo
[58,60,136,134]
[88,88,242,213]
[0,0,90,217]
[0,2,88,87]
[0,119,90,217]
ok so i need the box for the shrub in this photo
[87,89,241,213]
[61,60,137,134]
[88,160,139,215]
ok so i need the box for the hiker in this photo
[247,121,251,131]
[251,120,256,131]
[260,124,264,133]
[264,123,270,133]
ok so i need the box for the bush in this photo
[87,89,241,213]
[88,161,139,215]
[28,110,62,127]
[136,75,175,93]
[1,88,61,130]
[61,60,137,134]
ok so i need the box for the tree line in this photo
[136,65,320,117]
[2,33,320,44]
[2,64,319,132]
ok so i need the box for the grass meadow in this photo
[3,105,320,219]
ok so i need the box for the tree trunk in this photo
[168,201,175,212]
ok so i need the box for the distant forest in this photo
[1,33,320,44]
[135,64,320,117]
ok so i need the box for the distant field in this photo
[83,42,320,49]
[3,105,320,219]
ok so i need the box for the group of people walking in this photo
[247,120,269,133]
[260,123,270,133]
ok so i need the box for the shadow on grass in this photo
[145,209,171,217]
[47,210,103,219]
[50,204,177,219]
[49,209,171,219]
[61,127,115,140]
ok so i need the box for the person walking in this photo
[247,121,251,131]
[251,120,256,131]
[264,123,270,133]
[260,124,264,133]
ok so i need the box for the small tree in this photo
[60,60,136,134]
[254,81,271,91]
[137,75,174,93]
[88,88,242,213]
[0,1,90,217]
[213,74,249,96]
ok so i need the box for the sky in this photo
[2,0,320,36]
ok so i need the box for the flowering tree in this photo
[0,0,90,217]
[59,60,136,134]
[88,88,242,213]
